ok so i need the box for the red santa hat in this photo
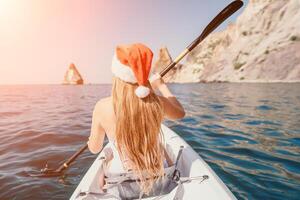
[111,43,154,98]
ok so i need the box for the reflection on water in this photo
[0,83,299,199]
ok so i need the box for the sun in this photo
[0,0,13,16]
[0,0,23,18]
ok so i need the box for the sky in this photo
[0,0,246,84]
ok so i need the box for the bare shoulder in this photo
[93,96,114,122]
[94,96,113,112]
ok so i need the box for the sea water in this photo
[0,83,299,199]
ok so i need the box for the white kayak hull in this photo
[70,124,236,200]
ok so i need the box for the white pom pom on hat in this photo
[135,85,150,98]
[111,43,153,98]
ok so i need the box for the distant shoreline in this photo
[0,83,112,86]
[168,80,300,84]
[1,81,300,86]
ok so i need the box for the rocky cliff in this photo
[164,0,300,83]
[63,63,84,85]
[153,47,185,82]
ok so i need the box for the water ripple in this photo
[0,83,300,200]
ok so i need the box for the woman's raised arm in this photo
[151,76,185,120]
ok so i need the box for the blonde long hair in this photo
[112,77,164,194]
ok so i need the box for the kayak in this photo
[70,124,236,200]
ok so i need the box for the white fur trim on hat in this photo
[111,55,137,83]
[135,85,150,98]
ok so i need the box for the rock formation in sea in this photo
[63,63,84,85]
[153,47,177,82]
[163,0,300,83]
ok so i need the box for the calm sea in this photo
[0,83,299,200]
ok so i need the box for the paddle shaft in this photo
[56,144,88,172]
[52,0,243,175]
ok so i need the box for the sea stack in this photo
[63,63,84,85]
[154,47,183,82]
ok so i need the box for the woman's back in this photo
[93,95,185,143]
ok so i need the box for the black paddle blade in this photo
[25,163,63,177]
[188,0,244,50]
[26,170,63,177]
[160,0,244,77]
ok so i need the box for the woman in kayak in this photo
[87,43,185,194]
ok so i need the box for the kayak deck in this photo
[70,124,236,200]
